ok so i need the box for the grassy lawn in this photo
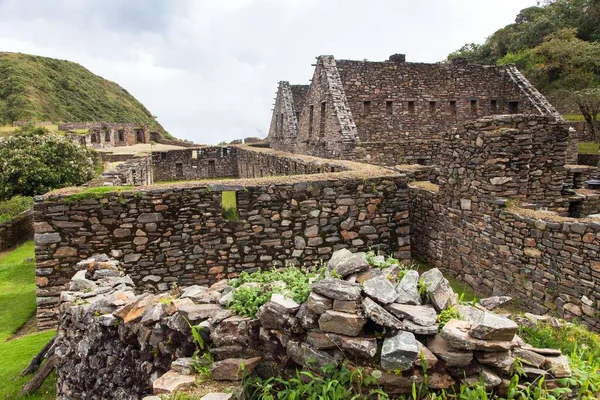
[563,113,600,122]
[578,141,600,154]
[0,241,56,399]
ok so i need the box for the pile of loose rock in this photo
[55,250,573,399]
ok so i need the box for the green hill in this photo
[0,52,165,132]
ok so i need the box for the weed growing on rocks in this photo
[228,266,326,317]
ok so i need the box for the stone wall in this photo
[0,209,34,252]
[55,256,198,399]
[354,139,442,166]
[405,116,600,331]
[409,184,600,330]
[235,147,347,178]
[34,165,409,328]
[438,115,569,211]
[67,124,150,149]
[151,146,349,183]
[268,55,564,166]
[293,56,358,160]
[152,147,237,182]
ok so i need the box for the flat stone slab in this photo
[427,335,473,367]
[152,370,196,394]
[311,278,362,301]
[270,293,300,313]
[201,394,234,400]
[211,357,261,381]
[403,319,438,335]
[468,311,518,341]
[178,303,224,322]
[386,303,438,326]
[362,275,397,304]
[318,310,366,336]
[305,291,333,314]
[441,319,518,352]
[362,297,405,329]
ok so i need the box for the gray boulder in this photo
[420,268,455,311]
[327,249,369,278]
[395,270,421,305]
[381,331,419,371]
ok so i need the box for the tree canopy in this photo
[447,0,600,113]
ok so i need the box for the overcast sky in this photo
[0,0,537,144]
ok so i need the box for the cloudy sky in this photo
[0,0,537,144]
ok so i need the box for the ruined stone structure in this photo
[267,54,576,166]
[62,122,151,149]
[34,148,409,329]
[56,252,575,398]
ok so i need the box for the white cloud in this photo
[0,0,537,143]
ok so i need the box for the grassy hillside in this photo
[0,52,165,133]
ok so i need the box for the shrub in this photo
[0,196,33,224]
[228,266,326,318]
[0,129,98,200]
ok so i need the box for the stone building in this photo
[267,54,574,165]
[62,122,151,149]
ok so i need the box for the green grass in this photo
[64,185,135,203]
[221,191,239,221]
[578,141,600,154]
[0,241,56,399]
[563,114,600,122]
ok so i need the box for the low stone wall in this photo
[55,256,198,399]
[0,209,34,252]
[34,170,409,329]
[235,147,346,178]
[569,120,600,142]
[149,131,197,148]
[86,156,153,187]
[151,146,349,183]
[58,122,143,131]
[409,184,600,330]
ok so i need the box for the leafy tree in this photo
[573,88,600,141]
[0,127,98,200]
[529,28,600,91]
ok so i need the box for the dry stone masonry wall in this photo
[268,54,567,167]
[0,209,34,252]
[34,150,409,329]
